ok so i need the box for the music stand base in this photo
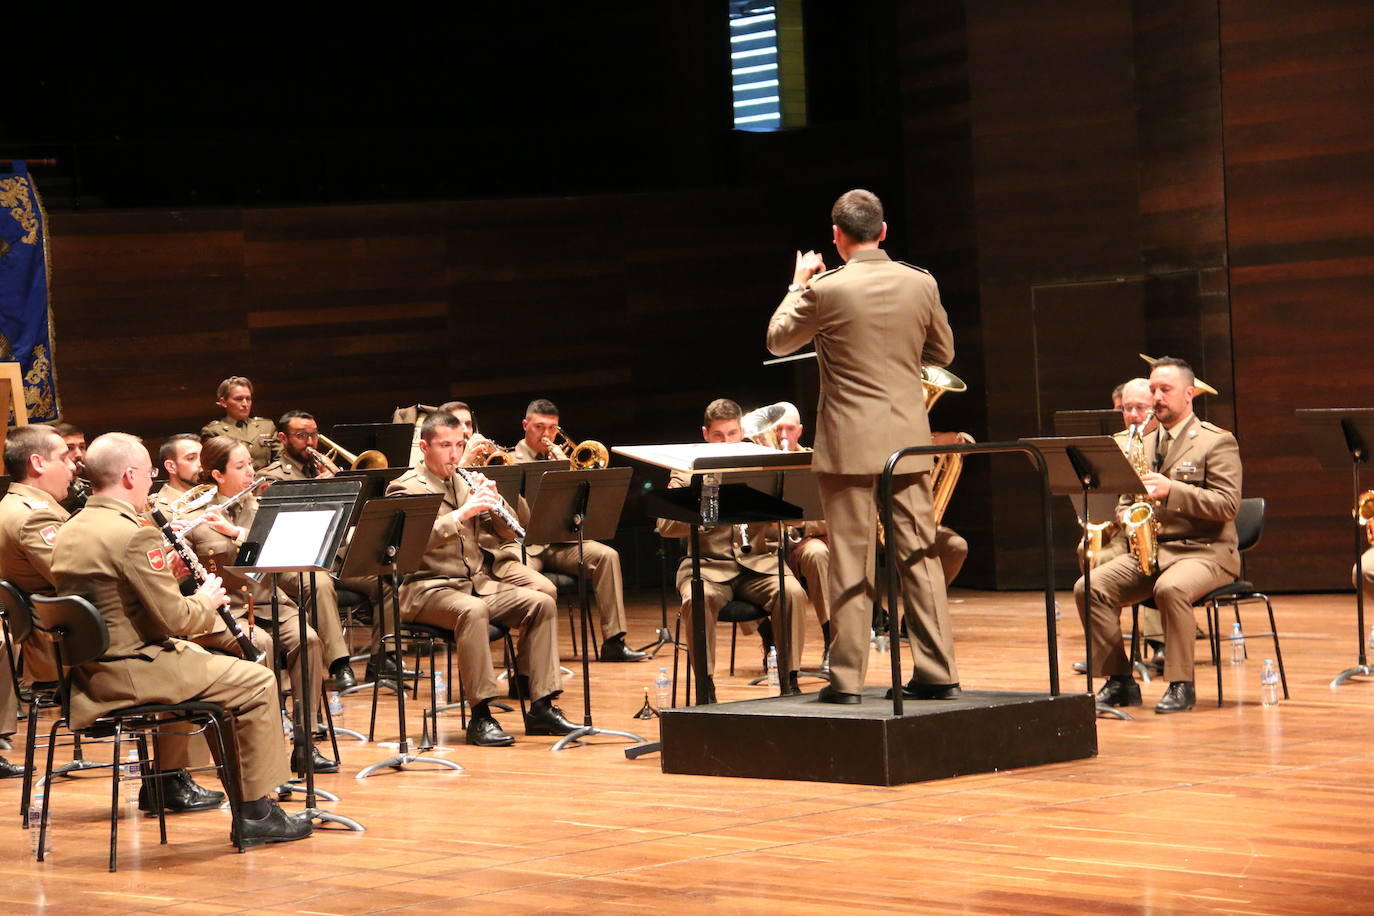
[304,808,366,832]
[343,679,398,697]
[1095,702,1134,721]
[1329,665,1374,688]
[282,779,340,803]
[52,758,105,777]
[330,726,366,742]
[355,752,465,779]
[550,725,645,752]
[636,627,676,658]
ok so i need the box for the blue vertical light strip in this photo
[730,4,781,129]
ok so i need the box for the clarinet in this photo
[453,466,526,541]
[149,508,266,663]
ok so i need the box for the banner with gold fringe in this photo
[0,160,58,423]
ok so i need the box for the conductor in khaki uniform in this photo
[767,188,958,704]
[387,411,576,747]
[201,376,280,469]
[1074,358,1241,714]
[51,433,310,845]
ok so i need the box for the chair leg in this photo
[1263,594,1290,699]
[207,715,245,854]
[109,726,123,871]
[20,691,40,823]
[504,634,528,722]
[568,602,579,659]
[147,730,168,846]
[1210,601,1223,707]
[729,622,737,676]
[1233,602,1247,661]
[1129,605,1140,665]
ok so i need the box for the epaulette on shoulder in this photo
[897,260,932,275]
[21,497,49,511]
[811,264,845,283]
[1199,420,1229,434]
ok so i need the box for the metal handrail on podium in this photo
[880,441,1058,717]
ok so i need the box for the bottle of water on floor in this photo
[766,646,779,690]
[1229,622,1245,665]
[28,788,51,855]
[1260,659,1280,706]
[655,667,671,711]
[122,748,141,804]
[328,690,344,719]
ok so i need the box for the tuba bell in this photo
[316,433,389,470]
[742,403,792,451]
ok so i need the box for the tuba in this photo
[742,403,790,450]
[923,368,968,525]
[1123,414,1161,575]
[1357,490,1374,546]
[316,433,389,470]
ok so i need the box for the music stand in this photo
[342,494,462,778]
[1023,435,1145,720]
[228,478,364,831]
[522,468,646,751]
[1295,409,1374,687]
[1054,409,1124,438]
[330,423,415,470]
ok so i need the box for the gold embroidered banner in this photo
[0,160,59,423]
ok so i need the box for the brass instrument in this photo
[930,431,970,526]
[543,427,609,470]
[305,446,341,476]
[465,436,517,466]
[743,403,790,450]
[316,433,388,470]
[1357,490,1374,546]
[166,483,217,519]
[922,365,967,410]
[177,477,272,538]
[1123,413,1161,575]
[1137,354,1220,396]
[1077,520,1119,569]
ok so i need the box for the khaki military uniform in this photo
[0,482,68,735]
[201,417,280,469]
[386,465,561,704]
[184,495,324,715]
[52,495,289,800]
[1074,414,1241,683]
[768,249,958,694]
[511,438,631,640]
[657,471,809,676]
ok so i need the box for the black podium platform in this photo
[660,689,1096,786]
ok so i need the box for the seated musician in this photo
[509,398,646,662]
[655,398,809,694]
[1074,358,1242,714]
[201,376,280,470]
[150,433,204,518]
[183,436,336,772]
[258,410,357,689]
[53,422,89,512]
[0,425,74,779]
[52,433,311,845]
[386,411,576,746]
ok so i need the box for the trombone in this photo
[465,436,517,466]
[542,427,609,470]
[312,433,389,471]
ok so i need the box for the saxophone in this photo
[1123,414,1160,576]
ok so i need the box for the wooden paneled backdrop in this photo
[38,0,1374,591]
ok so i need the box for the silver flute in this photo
[454,466,526,540]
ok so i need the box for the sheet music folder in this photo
[613,442,811,474]
[229,478,361,574]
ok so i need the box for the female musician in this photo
[184,436,336,773]
[200,376,280,469]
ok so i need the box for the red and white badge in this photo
[39,525,58,546]
[147,547,167,571]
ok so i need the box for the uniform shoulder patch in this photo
[897,260,932,275]
[1198,420,1228,434]
[21,498,49,511]
[147,547,167,571]
[39,525,58,546]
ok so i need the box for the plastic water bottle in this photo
[121,749,141,804]
[28,787,50,856]
[433,670,447,701]
[281,708,293,736]
[327,690,344,718]
[1260,659,1280,706]
[1367,624,1374,651]
[765,646,779,690]
[654,667,671,710]
[701,472,721,526]
[1229,622,1245,665]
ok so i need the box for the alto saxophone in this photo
[1123,414,1161,576]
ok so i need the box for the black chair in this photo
[1130,496,1286,707]
[28,594,245,870]
[541,571,604,658]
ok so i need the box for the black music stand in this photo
[524,468,646,751]
[1295,409,1374,687]
[330,423,415,469]
[1023,435,1144,720]
[1054,409,1124,438]
[342,494,462,778]
[229,478,364,832]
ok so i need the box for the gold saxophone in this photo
[1123,414,1160,575]
[1356,490,1374,546]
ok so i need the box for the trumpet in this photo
[1357,490,1374,546]
[542,427,609,470]
[465,436,517,466]
[315,433,388,471]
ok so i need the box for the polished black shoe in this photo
[886,680,962,700]
[466,715,515,747]
[818,685,862,705]
[784,671,801,696]
[507,673,532,700]
[525,701,579,736]
[1095,677,1143,708]
[1154,680,1196,714]
[291,744,339,774]
[599,636,649,663]
[0,755,26,779]
[330,664,357,691]
[138,768,225,813]
[364,654,415,682]
[237,802,313,847]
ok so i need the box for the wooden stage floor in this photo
[5,588,1374,915]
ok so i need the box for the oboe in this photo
[149,508,266,663]
[454,466,526,540]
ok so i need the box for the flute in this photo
[175,477,270,538]
[149,508,266,663]
[454,466,526,541]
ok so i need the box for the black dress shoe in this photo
[886,680,962,700]
[291,744,339,774]
[1154,680,1196,714]
[785,671,801,695]
[525,701,579,736]
[466,715,515,747]
[330,665,357,691]
[599,636,648,662]
[0,755,26,779]
[139,769,226,813]
[1095,677,1143,707]
[237,802,313,847]
[818,685,862,705]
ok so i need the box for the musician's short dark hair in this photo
[831,189,884,243]
[217,376,254,399]
[159,433,200,464]
[703,398,742,427]
[1149,356,1196,386]
[526,398,559,418]
[277,409,316,432]
[4,424,60,480]
[437,401,475,430]
[420,411,462,443]
[52,422,82,439]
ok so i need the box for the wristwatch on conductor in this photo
[787,283,804,293]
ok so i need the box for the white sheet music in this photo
[255,509,334,569]
[612,442,809,473]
